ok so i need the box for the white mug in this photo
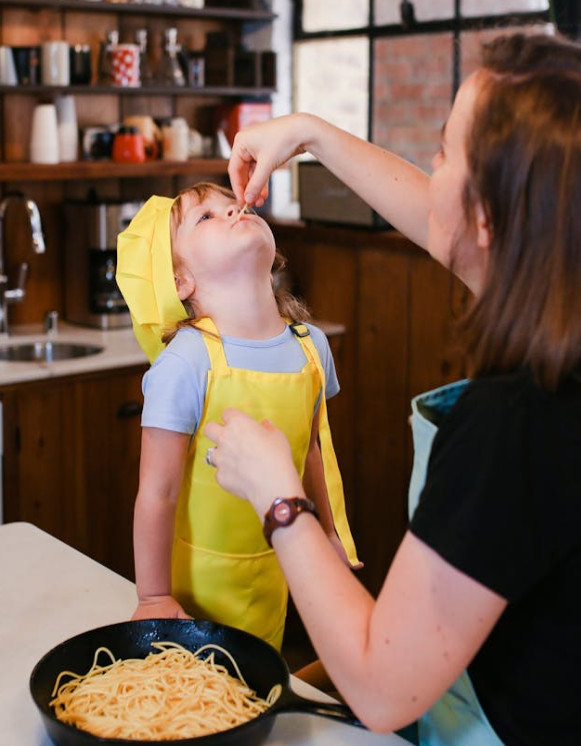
[0,46,17,86]
[41,41,70,86]
[55,95,78,162]
[30,103,60,163]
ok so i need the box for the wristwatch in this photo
[263,497,319,547]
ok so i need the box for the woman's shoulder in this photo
[450,369,581,441]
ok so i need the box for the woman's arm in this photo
[228,112,431,250]
[132,427,191,620]
[205,410,507,733]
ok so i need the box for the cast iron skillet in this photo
[30,618,363,746]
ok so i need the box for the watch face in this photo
[273,500,292,525]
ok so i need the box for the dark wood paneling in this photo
[274,222,466,596]
[355,248,410,594]
[2,365,146,579]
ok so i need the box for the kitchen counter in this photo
[0,320,346,388]
[0,522,410,746]
[0,324,147,387]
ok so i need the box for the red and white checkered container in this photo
[111,44,140,87]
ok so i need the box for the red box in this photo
[216,102,272,145]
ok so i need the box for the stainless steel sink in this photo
[0,341,103,363]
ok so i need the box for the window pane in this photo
[462,0,549,16]
[302,0,369,32]
[372,33,453,172]
[294,37,369,141]
[374,0,548,24]
[374,0,454,25]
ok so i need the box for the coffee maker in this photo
[64,200,143,329]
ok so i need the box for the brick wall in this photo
[372,23,552,172]
[373,33,453,171]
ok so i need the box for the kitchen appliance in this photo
[298,160,390,230]
[64,200,143,329]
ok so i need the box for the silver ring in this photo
[205,446,216,467]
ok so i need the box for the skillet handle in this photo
[273,687,365,728]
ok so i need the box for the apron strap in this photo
[192,316,230,375]
[291,325,359,564]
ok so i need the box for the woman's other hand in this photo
[205,408,304,517]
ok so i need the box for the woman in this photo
[205,33,581,746]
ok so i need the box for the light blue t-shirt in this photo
[141,322,339,435]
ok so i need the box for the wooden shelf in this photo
[0,157,229,182]
[0,83,274,98]
[0,0,276,21]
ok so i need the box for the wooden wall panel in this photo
[354,248,411,594]
[274,223,465,596]
[307,243,358,521]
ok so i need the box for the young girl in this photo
[116,182,359,650]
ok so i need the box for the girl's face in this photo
[428,72,490,294]
[172,190,276,301]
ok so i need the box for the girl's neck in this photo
[196,278,285,339]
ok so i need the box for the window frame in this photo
[293,1,553,141]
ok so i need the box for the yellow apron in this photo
[171,318,358,650]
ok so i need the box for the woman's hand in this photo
[228,113,314,208]
[204,408,305,517]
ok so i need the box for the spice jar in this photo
[112,126,146,163]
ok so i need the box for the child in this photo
[116,182,359,650]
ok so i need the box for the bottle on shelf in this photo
[135,29,156,87]
[98,30,119,86]
[159,28,186,87]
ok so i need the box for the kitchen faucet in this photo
[0,193,46,338]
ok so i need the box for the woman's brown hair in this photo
[460,33,581,390]
[162,182,310,344]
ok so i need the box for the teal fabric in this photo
[408,380,469,519]
[408,381,505,746]
[419,671,505,746]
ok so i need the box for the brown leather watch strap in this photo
[263,497,319,547]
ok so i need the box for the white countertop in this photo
[0,522,410,746]
[0,320,345,388]
[0,323,148,387]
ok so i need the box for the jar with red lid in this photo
[112,125,146,163]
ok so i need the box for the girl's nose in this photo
[227,206,237,218]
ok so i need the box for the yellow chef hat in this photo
[116,195,187,363]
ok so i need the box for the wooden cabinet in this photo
[273,221,468,596]
[1,364,147,579]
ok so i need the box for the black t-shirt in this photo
[410,369,581,746]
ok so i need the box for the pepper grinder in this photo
[159,28,185,87]
[98,30,119,85]
[135,28,156,87]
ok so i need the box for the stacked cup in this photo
[0,45,17,85]
[30,96,79,163]
[30,103,60,164]
[55,95,78,162]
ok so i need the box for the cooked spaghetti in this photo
[49,641,281,740]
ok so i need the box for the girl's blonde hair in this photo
[162,182,310,344]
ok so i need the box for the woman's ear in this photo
[474,200,492,251]
[174,271,195,301]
